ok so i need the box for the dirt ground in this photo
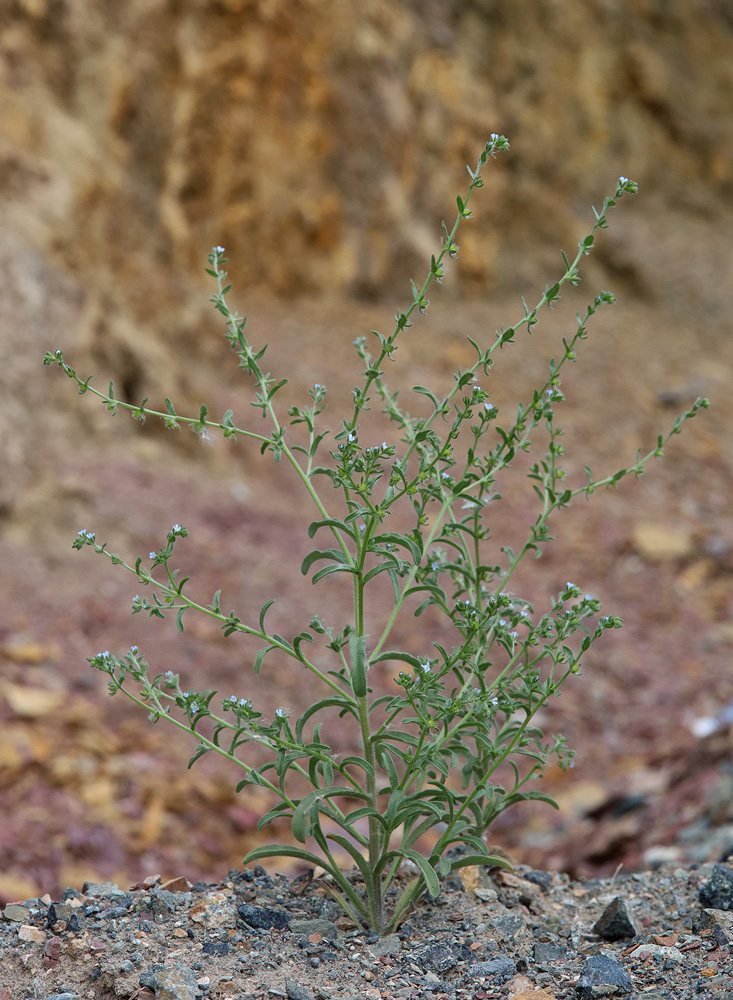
[1,268,732,905]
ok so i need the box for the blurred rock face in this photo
[1,0,731,309]
[1,0,732,526]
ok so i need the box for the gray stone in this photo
[150,889,182,916]
[593,896,643,941]
[285,978,315,1000]
[238,902,290,930]
[466,956,517,982]
[627,943,683,962]
[488,912,524,938]
[139,964,197,1000]
[2,903,30,922]
[524,869,553,892]
[576,954,633,998]
[534,941,568,963]
[289,918,340,940]
[694,907,733,943]
[699,864,733,910]
[366,932,401,957]
[82,881,123,899]
[414,941,472,973]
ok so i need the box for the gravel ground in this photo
[2,858,733,999]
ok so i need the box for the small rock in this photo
[202,941,229,956]
[289,918,340,940]
[534,941,567,963]
[593,896,643,941]
[489,912,524,939]
[693,907,733,942]
[523,870,553,892]
[238,903,290,930]
[285,978,315,1000]
[150,889,183,916]
[366,932,401,957]
[139,964,197,1000]
[2,903,30,922]
[465,956,517,983]
[627,942,683,962]
[44,935,61,960]
[414,941,471,973]
[82,881,122,899]
[576,954,633,998]
[189,891,236,929]
[698,864,733,910]
[158,876,191,893]
[18,924,45,944]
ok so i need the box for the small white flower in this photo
[150,551,156,559]
[484,402,493,411]
[619,176,628,185]
[275,707,288,719]
[230,695,238,703]
[214,245,225,254]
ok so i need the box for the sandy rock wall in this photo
[1,0,732,523]
[2,0,731,308]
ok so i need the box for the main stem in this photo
[355,683,383,931]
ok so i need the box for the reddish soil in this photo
[1,290,732,905]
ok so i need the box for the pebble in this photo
[593,895,643,940]
[284,978,315,1000]
[465,955,517,981]
[139,964,198,1000]
[576,954,634,998]
[237,902,291,930]
[699,863,733,910]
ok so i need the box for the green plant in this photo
[45,134,707,934]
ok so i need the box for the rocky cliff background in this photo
[2,0,732,516]
[1,0,733,900]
